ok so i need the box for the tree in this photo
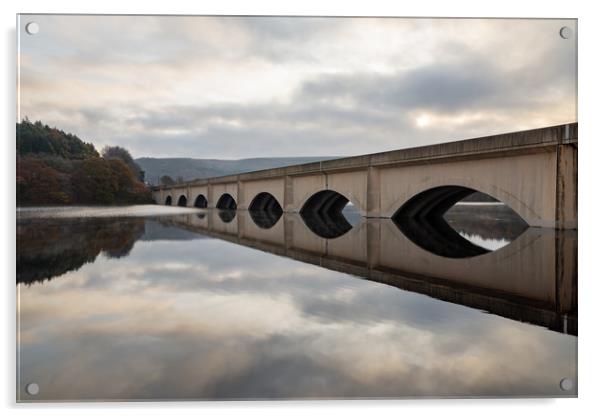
[17,158,71,205]
[107,158,135,201]
[160,175,175,186]
[71,158,148,205]
[17,119,98,159]
[16,119,153,206]
[101,145,144,181]
[72,158,119,204]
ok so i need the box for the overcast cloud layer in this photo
[18,16,577,159]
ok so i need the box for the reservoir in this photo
[16,205,577,400]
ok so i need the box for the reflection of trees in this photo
[17,217,145,285]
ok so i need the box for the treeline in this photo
[17,217,146,285]
[159,174,185,186]
[17,119,153,206]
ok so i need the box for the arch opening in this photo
[194,194,208,208]
[393,186,527,258]
[300,190,357,239]
[216,193,237,210]
[165,196,172,206]
[249,192,283,229]
[177,195,187,207]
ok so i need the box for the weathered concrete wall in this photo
[238,177,285,210]
[288,174,327,213]
[156,186,189,205]
[377,150,558,227]
[326,170,369,215]
[188,185,209,207]
[555,143,578,229]
[208,181,238,208]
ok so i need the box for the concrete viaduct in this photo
[153,123,578,230]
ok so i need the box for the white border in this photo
[3,1,600,416]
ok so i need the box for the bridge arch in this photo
[177,195,187,207]
[249,192,283,229]
[249,192,283,213]
[300,190,349,214]
[385,177,539,227]
[300,189,356,216]
[216,193,237,210]
[194,194,208,208]
[297,183,365,217]
[394,186,479,221]
[165,195,172,206]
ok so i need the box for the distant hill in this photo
[136,157,338,185]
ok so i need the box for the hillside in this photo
[17,119,152,206]
[136,157,338,185]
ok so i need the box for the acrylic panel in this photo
[16,15,577,401]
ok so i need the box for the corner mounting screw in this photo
[25,382,39,395]
[25,22,39,35]
[559,26,573,39]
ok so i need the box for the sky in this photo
[18,15,577,160]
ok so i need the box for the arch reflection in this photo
[18,209,577,336]
[393,187,527,258]
[164,211,577,336]
[218,210,236,223]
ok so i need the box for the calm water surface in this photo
[16,205,577,401]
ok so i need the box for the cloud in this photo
[18,16,576,159]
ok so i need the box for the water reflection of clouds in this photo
[460,232,511,251]
[18,232,576,400]
[75,241,478,329]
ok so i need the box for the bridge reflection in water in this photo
[159,208,577,336]
[16,205,577,337]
